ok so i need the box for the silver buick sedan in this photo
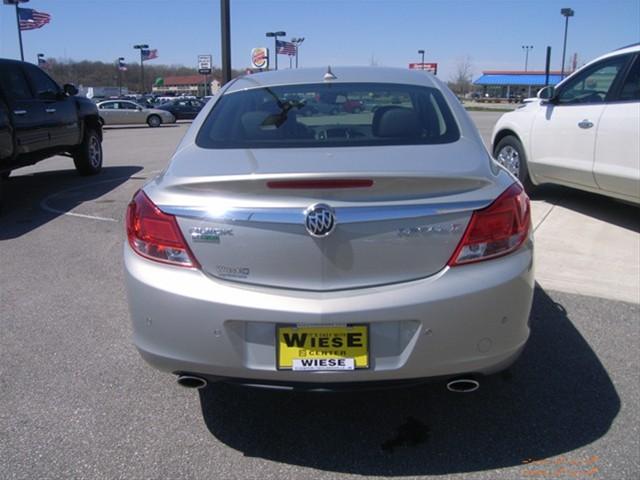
[124,67,534,392]
[97,100,175,127]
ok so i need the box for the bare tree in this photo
[448,56,474,96]
[42,58,244,93]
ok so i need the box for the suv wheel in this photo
[147,115,161,128]
[494,135,534,193]
[73,129,103,176]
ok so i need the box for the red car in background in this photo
[342,99,364,113]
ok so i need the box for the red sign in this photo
[409,63,438,75]
[251,47,269,69]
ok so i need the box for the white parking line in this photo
[39,177,129,222]
[39,169,162,222]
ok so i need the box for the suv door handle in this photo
[45,108,57,113]
[13,110,27,115]
[578,119,594,129]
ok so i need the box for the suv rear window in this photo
[196,82,460,149]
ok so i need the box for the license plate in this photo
[276,325,369,371]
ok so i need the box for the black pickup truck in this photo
[0,58,103,203]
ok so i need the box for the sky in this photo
[0,0,639,81]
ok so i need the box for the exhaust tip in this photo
[176,375,207,390]
[446,378,480,393]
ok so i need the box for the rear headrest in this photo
[372,106,421,138]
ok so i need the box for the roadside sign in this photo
[251,47,269,70]
[198,54,212,75]
[409,62,438,75]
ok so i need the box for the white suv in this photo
[492,43,639,204]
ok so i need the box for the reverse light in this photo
[126,190,199,268]
[448,183,530,266]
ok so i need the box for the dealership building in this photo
[473,70,564,98]
[152,75,220,97]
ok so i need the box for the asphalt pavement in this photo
[1,116,638,480]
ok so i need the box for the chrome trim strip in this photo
[160,200,488,225]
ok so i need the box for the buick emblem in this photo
[304,204,336,237]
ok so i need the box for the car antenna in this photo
[324,66,337,81]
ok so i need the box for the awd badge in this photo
[190,227,233,243]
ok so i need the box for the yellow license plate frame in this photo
[276,325,369,370]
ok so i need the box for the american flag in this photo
[276,40,296,56]
[17,7,51,31]
[141,49,158,61]
[118,58,127,71]
[37,57,48,68]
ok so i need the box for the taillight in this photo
[126,190,199,268]
[448,183,530,266]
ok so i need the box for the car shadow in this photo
[0,166,142,240]
[198,286,620,476]
[530,184,639,233]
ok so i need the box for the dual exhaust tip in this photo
[446,378,480,393]
[177,374,479,393]
[176,375,207,390]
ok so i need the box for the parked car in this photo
[155,98,205,120]
[492,43,640,204]
[0,58,103,203]
[97,100,175,127]
[342,98,365,113]
[124,67,534,392]
[298,97,340,116]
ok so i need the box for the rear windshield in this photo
[196,82,460,149]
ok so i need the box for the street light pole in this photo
[133,44,149,94]
[117,57,125,95]
[560,7,575,78]
[418,49,425,70]
[220,0,231,84]
[522,45,533,71]
[291,37,305,68]
[266,31,286,70]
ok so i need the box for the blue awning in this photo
[474,74,563,86]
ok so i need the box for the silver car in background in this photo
[124,67,534,392]
[97,99,175,127]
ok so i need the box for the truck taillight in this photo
[126,190,199,268]
[448,183,530,266]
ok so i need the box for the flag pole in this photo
[14,3,24,61]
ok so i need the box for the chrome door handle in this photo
[578,119,594,129]
[13,110,27,115]
[45,108,57,113]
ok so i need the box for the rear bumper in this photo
[124,240,534,384]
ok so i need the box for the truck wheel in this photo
[147,115,161,128]
[73,129,103,176]
[494,135,535,193]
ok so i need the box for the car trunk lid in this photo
[151,141,501,291]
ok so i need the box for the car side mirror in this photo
[63,84,78,96]
[537,85,555,102]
